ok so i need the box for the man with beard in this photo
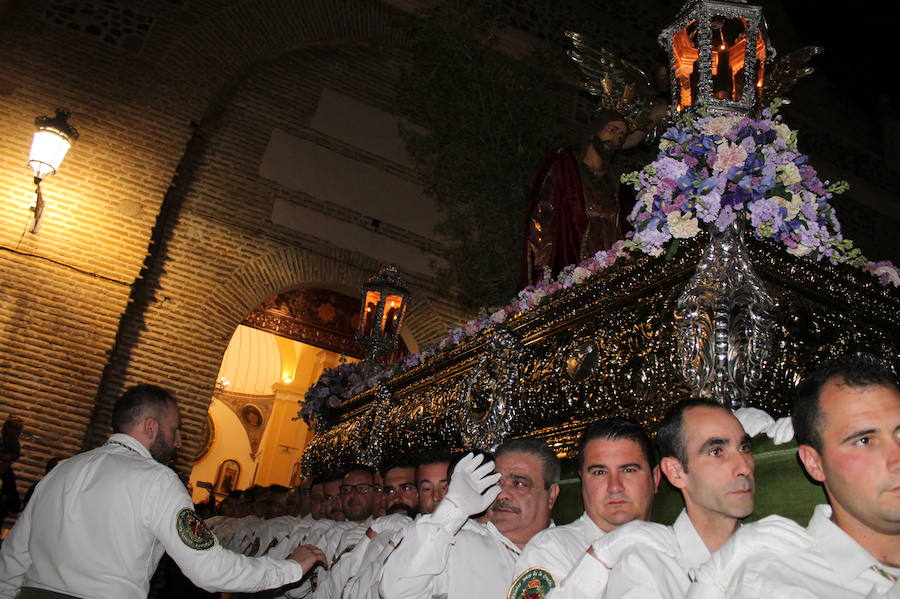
[338,451,452,599]
[0,384,326,599]
[312,461,415,599]
[380,438,559,599]
[322,474,345,522]
[382,460,419,517]
[524,109,630,285]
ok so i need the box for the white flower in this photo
[703,115,741,136]
[667,211,701,239]
[773,122,792,144]
[572,266,591,284]
[490,309,507,323]
[787,244,814,257]
[778,163,801,186]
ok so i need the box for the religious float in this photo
[298,0,900,521]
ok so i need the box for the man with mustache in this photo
[0,385,326,599]
[380,438,559,599]
[508,418,659,599]
[714,354,900,598]
[551,399,756,598]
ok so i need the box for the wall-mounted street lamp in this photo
[27,109,78,233]
[356,265,410,362]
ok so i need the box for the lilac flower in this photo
[714,206,737,230]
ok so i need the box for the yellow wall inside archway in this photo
[188,325,353,503]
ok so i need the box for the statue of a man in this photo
[523,109,630,285]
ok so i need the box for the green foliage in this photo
[397,0,566,307]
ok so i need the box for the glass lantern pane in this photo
[711,16,748,101]
[672,22,698,109]
[754,29,767,103]
[361,291,381,336]
[383,294,404,336]
[28,129,72,178]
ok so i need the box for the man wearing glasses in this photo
[382,461,419,517]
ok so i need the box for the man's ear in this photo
[797,444,825,483]
[651,464,662,492]
[142,416,158,440]
[547,482,561,510]
[660,457,687,490]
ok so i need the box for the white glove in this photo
[695,515,813,590]
[765,416,795,445]
[443,452,501,516]
[865,581,900,598]
[589,520,680,568]
[369,513,412,535]
[734,407,775,438]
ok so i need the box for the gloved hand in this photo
[589,520,680,568]
[442,453,501,517]
[695,515,813,590]
[865,581,900,599]
[766,416,795,445]
[368,513,412,535]
[734,407,775,438]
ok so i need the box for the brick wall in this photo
[0,0,470,505]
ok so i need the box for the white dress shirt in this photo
[727,505,900,599]
[509,512,604,597]
[0,433,302,599]
[549,509,709,599]
[341,514,416,599]
[603,509,711,599]
[379,501,522,599]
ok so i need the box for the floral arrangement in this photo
[300,361,385,429]
[300,242,629,424]
[623,101,862,265]
[300,102,899,425]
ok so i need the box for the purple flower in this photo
[714,206,737,230]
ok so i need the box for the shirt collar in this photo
[485,520,524,555]
[808,504,884,586]
[673,509,711,570]
[579,511,604,538]
[107,433,153,459]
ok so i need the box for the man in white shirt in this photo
[508,418,660,599]
[0,384,325,599]
[342,450,452,599]
[553,399,756,598]
[382,460,420,516]
[720,354,900,598]
[380,438,560,599]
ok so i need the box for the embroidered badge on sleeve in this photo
[176,508,216,550]
[507,567,556,599]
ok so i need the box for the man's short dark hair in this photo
[591,108,627,133]
[416,448,453,469]
[111,384,176,433]
[495,438,560,490]
[793,353,899,452]
[381,459,417,477]
[657,398,729,468]
[343,464,375,478]
[321,472,343,485]
[576,418,656,471]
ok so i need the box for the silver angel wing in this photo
[763,45,824,104]
[565,31,660,139]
